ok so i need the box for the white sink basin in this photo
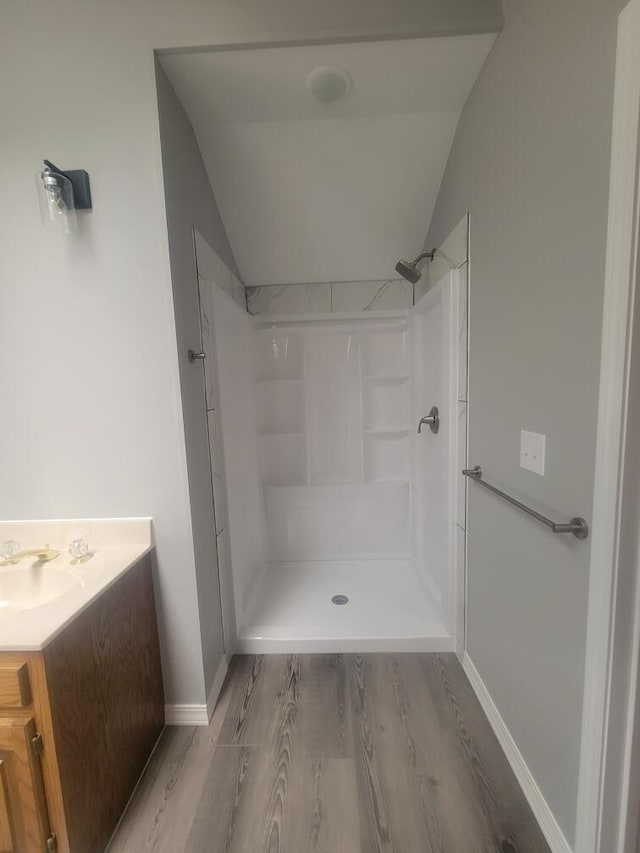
[0,565,82,613]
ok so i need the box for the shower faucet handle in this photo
[418,406,440,435]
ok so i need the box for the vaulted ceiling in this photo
[160,34,497,286]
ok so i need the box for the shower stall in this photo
[195,218,469,654]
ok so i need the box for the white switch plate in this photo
[520,430,546,475]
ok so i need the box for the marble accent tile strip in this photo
[246,280,412,316]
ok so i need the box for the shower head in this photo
[395,259,422,284]
[395,249,436,284]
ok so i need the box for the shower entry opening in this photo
[194,216,469,655]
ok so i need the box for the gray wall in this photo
[156,63,238,695]
[0,0,501,707]
[426,0,626,842]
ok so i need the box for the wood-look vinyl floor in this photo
[108,654,550,853]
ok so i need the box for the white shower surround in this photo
[255,316,413,561]
[195,218,469,654]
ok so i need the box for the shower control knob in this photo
[418,406,440,435]
[188,350,206,363]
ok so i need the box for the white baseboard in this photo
[461,652,572,853]
[165,655,230,727]
[164,702,209,726]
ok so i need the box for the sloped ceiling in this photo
[160,35,496,286]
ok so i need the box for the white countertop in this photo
[0,518,153,651]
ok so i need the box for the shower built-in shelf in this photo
[363,372,410,433]
[362,332,411,482]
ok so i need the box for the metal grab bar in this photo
[462,466,589,540]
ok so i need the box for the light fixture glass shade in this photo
[36,168,77,233]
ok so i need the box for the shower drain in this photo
[331,594,349,605]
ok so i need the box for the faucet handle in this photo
[417,406,440,435]
[0,541,21,565]
[69,538,90,564]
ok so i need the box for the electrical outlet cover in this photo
[520,430,545,475]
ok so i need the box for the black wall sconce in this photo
[36,160,92,233]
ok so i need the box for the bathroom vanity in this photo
[0,519,164,853]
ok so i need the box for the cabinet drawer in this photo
[0,664,31,709]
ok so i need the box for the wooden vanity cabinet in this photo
[0,553,164,853]
[0,716,52,852]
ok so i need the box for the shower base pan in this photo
[233,560,456,654]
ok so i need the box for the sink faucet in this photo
[1,547,60,566]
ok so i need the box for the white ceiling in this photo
[160,34,496,286]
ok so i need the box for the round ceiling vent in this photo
[306,66,353,104]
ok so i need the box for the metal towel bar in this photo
[462,466,589,540]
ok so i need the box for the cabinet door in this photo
[0,717,51,853]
